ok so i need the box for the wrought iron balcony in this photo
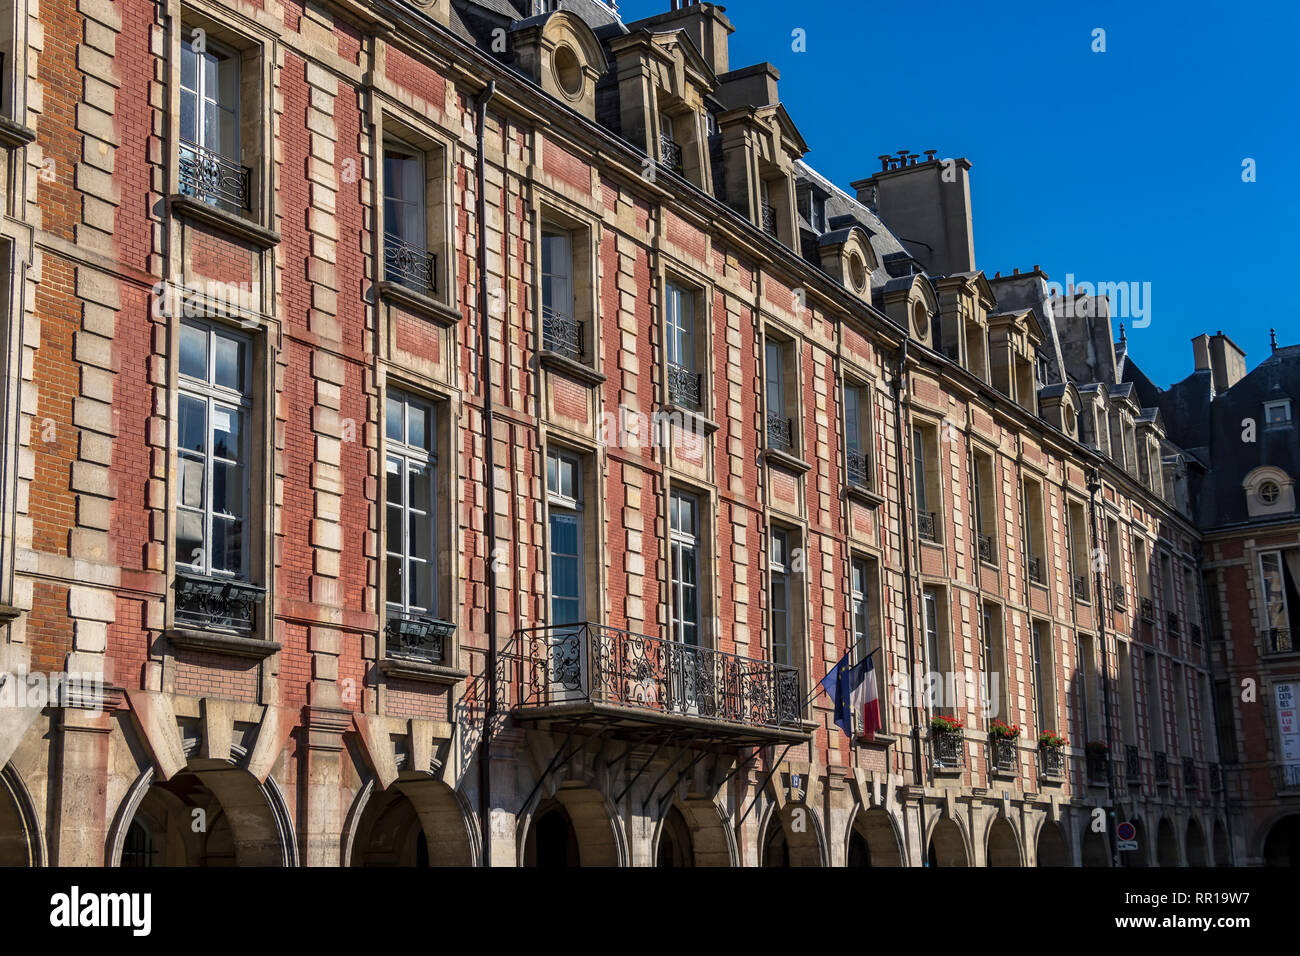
[989,737,1018,774]
[1139,597,1155,623]
[1038,745,1064,778]
[1026,555,1044,585]
[667,362,701,409]
[767,412,794,452]
[1265,627,1294,654]
[760,200,777,237]
[1183,756,1198,791]
[659,134,684,174]
[846,449,870,488]
[1086,749,1109,785]
[542,308,585,361]
[178,139,252,213]
[931,730,964,770]
[917,512,938,542]
[1279,764,1300,790]
[1166,611,1181,636]
[384,231,437,297]
[1112,582,1127,610]
[173,572,265,632]
[977,533,996,565]
[385,612,454,665]
[1073,574,1090,601]
[1154,750,1169,785]
[1126,744,1140,783]
[514,623,805,744]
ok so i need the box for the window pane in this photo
[181,42,198,92]
[407,403,429,452]
[210,517,241,575]
[385,398,402,443]
[178,395,206,453]
[179,324,207,380]
[212,405,241,461]
[386,505,402,552]
[178,455,205,509]
[408,462,432,511]
[409,510,431,561]
[213,334,245,392]
[410,558,432,612]
[213,462,243,518]
[385,458,401,504]
[386,556,403,609]
[180,89,198,143]
[175,511,205,568]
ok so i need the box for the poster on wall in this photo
[1276,682,1300,765]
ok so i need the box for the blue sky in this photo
[618,0,1299,388]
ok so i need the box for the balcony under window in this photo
[513,623,808,747]
[385,611,454,666]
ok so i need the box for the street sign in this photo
[1117,839,1138,851]
[1117,821,1136,841]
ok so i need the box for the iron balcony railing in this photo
[667,362,701,409]
[1140,597,1156,623]
[1126,744,1140,783]
[917,512,938,542]
[1026,555,1044,585]
[1265,627,1294,654]
[760,200,777,237]
[542,308,585,361]
[384,231,437,297]
[767,412,793,452]
[1154,750,1169,785]
[385,612,454,665]
[846,449,870,487]
[1074,574,1090,601]
[516,623,803,731]
[978,533,996,565]
[1183,757,1198,791]
[659,134,684,174]
[178,139,252,213]
[1278,764,1300,790]
[931,730,964,770]
[1039,745,1064,778]
[1112,582,1127,610]
[173,572,265,632]
[989,737,1018,774]
[1167,611,1181,637]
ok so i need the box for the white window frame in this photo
[179,32,241,159]
[385,391,438,621]
[546,447,584,627]
[770,526,791,666]
[176,319,252,580]
[665,281,694,372]
[383,138,427,252]
[850,556,870,661]
[669,490,700,647]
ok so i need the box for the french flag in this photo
[820,652,882,740]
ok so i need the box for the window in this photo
[385,391,438,621]
[1106,518,1124,607]
[1172,663,1191,754]
[383,139,435,297]
[178,33,245,212]
[669,491,700,646]
[770,527,791,665]
[1258,550,1299,652]
[1160,552,1177,634]
[541,231,580,360]
[1067,500,1089,602]
[809,192,826,232]
[658,110,683,174]
[176,320,250,580]
[1265,399,1293,428]
[546,448,583,627]
[1260,480,1281,505]
[850,556,871,661]
[844,382,870,487]
[1031,620,1054,733]
[972,451,995,564]
[1022,478,1045,584]
[922,586,950,712]
[1133,537,1151,600]
[765,338,794,453]
[1183,567,1200,643]
[1213,680,1239,762]
[1117,641,1138,745]
[1145,651,1165,751]
[913,425,940,542]
[759,178,777,237]
[665,282,700,409]
[980,603,1005,724]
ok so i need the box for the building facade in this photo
[0,0,1271,867]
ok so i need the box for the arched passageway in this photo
[1035,820,1069,866]
[523,787,621,867]
[1263,815,1300,867]
[0,765,42,867]
[349,778,475,866]
[117,764,293,867]
[1185,819,1208,867]
[761,804,823,867]
[1081,827,1110,867]
[986,817,1021,866]
[1213,819,1231,867]
[656,798,733,866]
[656,805,693,867]
[927,817,969,867]
[847,808,903,867]
[1156,818,1181,867]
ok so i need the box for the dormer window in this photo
[1265,399,1293,428]
[1261,481,1281,505]
[809,193,826,232]
[659,111,683,175]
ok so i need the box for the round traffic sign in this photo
[1117,821,1136,841]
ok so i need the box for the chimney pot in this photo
[1013,268,1019,275]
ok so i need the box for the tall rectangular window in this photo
[980,603,1004,723]
[973,451,996,564]
[844,383,870,487]
[385,391,437,620]
[913,426,939,542]
[765,338,793,452]
[546,448,583,627]
[769,526,791,665]
[669,491,700,646]
[1145,651,1165,751]
[1258,550,1297,651]
[1106,517,1123,607]
[1031,620,1054,733]
[1118,641,1138,745]
[1068,500,1089,601]
[922,586,949,713]
[665,282,699,409]
[383,140,433,296]
[179,35,243,211]
[541,231,578,359]
[176,320,250,579]
[850,556,870,661]
[1023,478,1046,584]
[1172,663,1191,754]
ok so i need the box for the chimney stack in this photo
[851,152,975,276]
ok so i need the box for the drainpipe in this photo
[889,340,927,858]
[1086,465,1121,868]
[474,79,497,867]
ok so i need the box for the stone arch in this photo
[345,775,477,867]
[107,755,297,866]
[985,815,1022,866]
[654,796,735,867]
[1034,819,1070,867]
[0,763,45,866]
[1212,818,1231,867]
[1156,817,1181,867]
[1080,823,1110,867]
[759,802,826,867]
[1185,817,1208,867]
[520,786,624,867]
[846,806,905,867]
[926,815,970,867]
[1261,813,1300,867]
